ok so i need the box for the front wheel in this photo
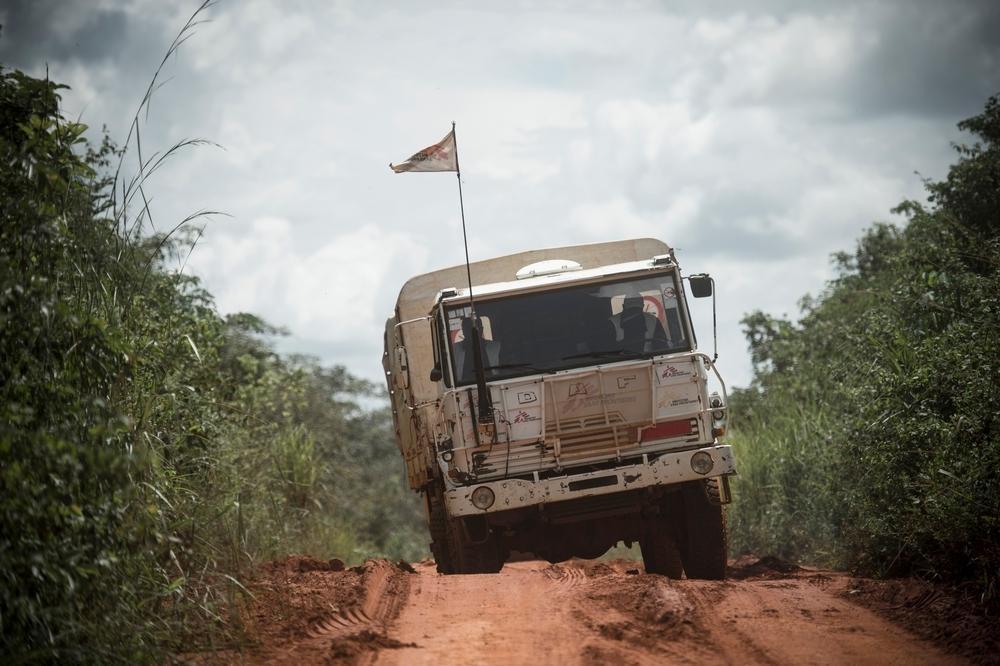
[677,479,728,580]
[447,517,504,574]
[639,515,684,578]
[428,493,455,574]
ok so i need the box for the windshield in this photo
[444,272,690,386]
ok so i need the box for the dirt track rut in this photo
[366,560,962,666]
[231,556,970,665]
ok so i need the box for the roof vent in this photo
[515,259,582,280]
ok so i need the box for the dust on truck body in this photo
[383,238,735,578]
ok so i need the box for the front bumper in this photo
[444,444,735,517]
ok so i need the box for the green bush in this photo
[729,94,1000,603]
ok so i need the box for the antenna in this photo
[452,123,494,429]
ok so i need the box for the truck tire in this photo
[678,479,727,580]
[639,517,684,578]
[428,494,455,574]
[447,518,504,574]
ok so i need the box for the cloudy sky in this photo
[2,0,998,388]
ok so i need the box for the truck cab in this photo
[384,239,735,577]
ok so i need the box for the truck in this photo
[382,238,735,578]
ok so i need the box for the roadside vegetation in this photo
[728,95,1000,605]
[0,66,425,662]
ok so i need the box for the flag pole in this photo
[452,121,476,316]
[451,122,493,427]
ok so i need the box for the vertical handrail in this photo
[594,367,622,459]
[694,352,728,404]
[539,379,547,442]
[649,359,658,425]
[547,378,563,434]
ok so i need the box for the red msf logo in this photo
[661,365,683,378]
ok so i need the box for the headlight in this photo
[690,451,714,475]
[471,486,495,510]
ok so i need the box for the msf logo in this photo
[661,365,687,379]
[513,410,535,424]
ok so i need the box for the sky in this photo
[2,0,998,389]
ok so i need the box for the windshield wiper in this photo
[561,349,643,361]
[562,343,680,361]
[483,362,548,372]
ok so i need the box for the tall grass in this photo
[727,399,845,565]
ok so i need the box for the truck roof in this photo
[440,256,675,305]
[392,238,671,322]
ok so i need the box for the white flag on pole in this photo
[390,129,458,173]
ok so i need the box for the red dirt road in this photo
[369,560,961,666]
[226,556,979,665]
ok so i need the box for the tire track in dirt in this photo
[307,607,375,638]
[541,562,589,594]
[201,555,984,665]
[367,558,967,666]
[219,557,415,665]
[306,560,407,642]
[369,560,658,666]
[303,559,414,664]
[585,560,966,665]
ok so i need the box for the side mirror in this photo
[429,365,443,382]
[689,274,713,298]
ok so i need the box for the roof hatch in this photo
[515,259,582,280]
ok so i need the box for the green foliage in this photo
[0,66,425,662]
[727,399,846,564]
[729,94,1000,602]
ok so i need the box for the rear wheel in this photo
[677,479,727,580]
[639,516,684,578]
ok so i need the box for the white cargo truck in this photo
[383,238,735,577]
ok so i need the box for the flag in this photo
[390,129,458,173]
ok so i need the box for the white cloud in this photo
[569,197,656,239]
[187,219,428,352]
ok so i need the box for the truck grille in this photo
[552,425,639,461]
[470,426,645,478]
[547,413,624,433]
